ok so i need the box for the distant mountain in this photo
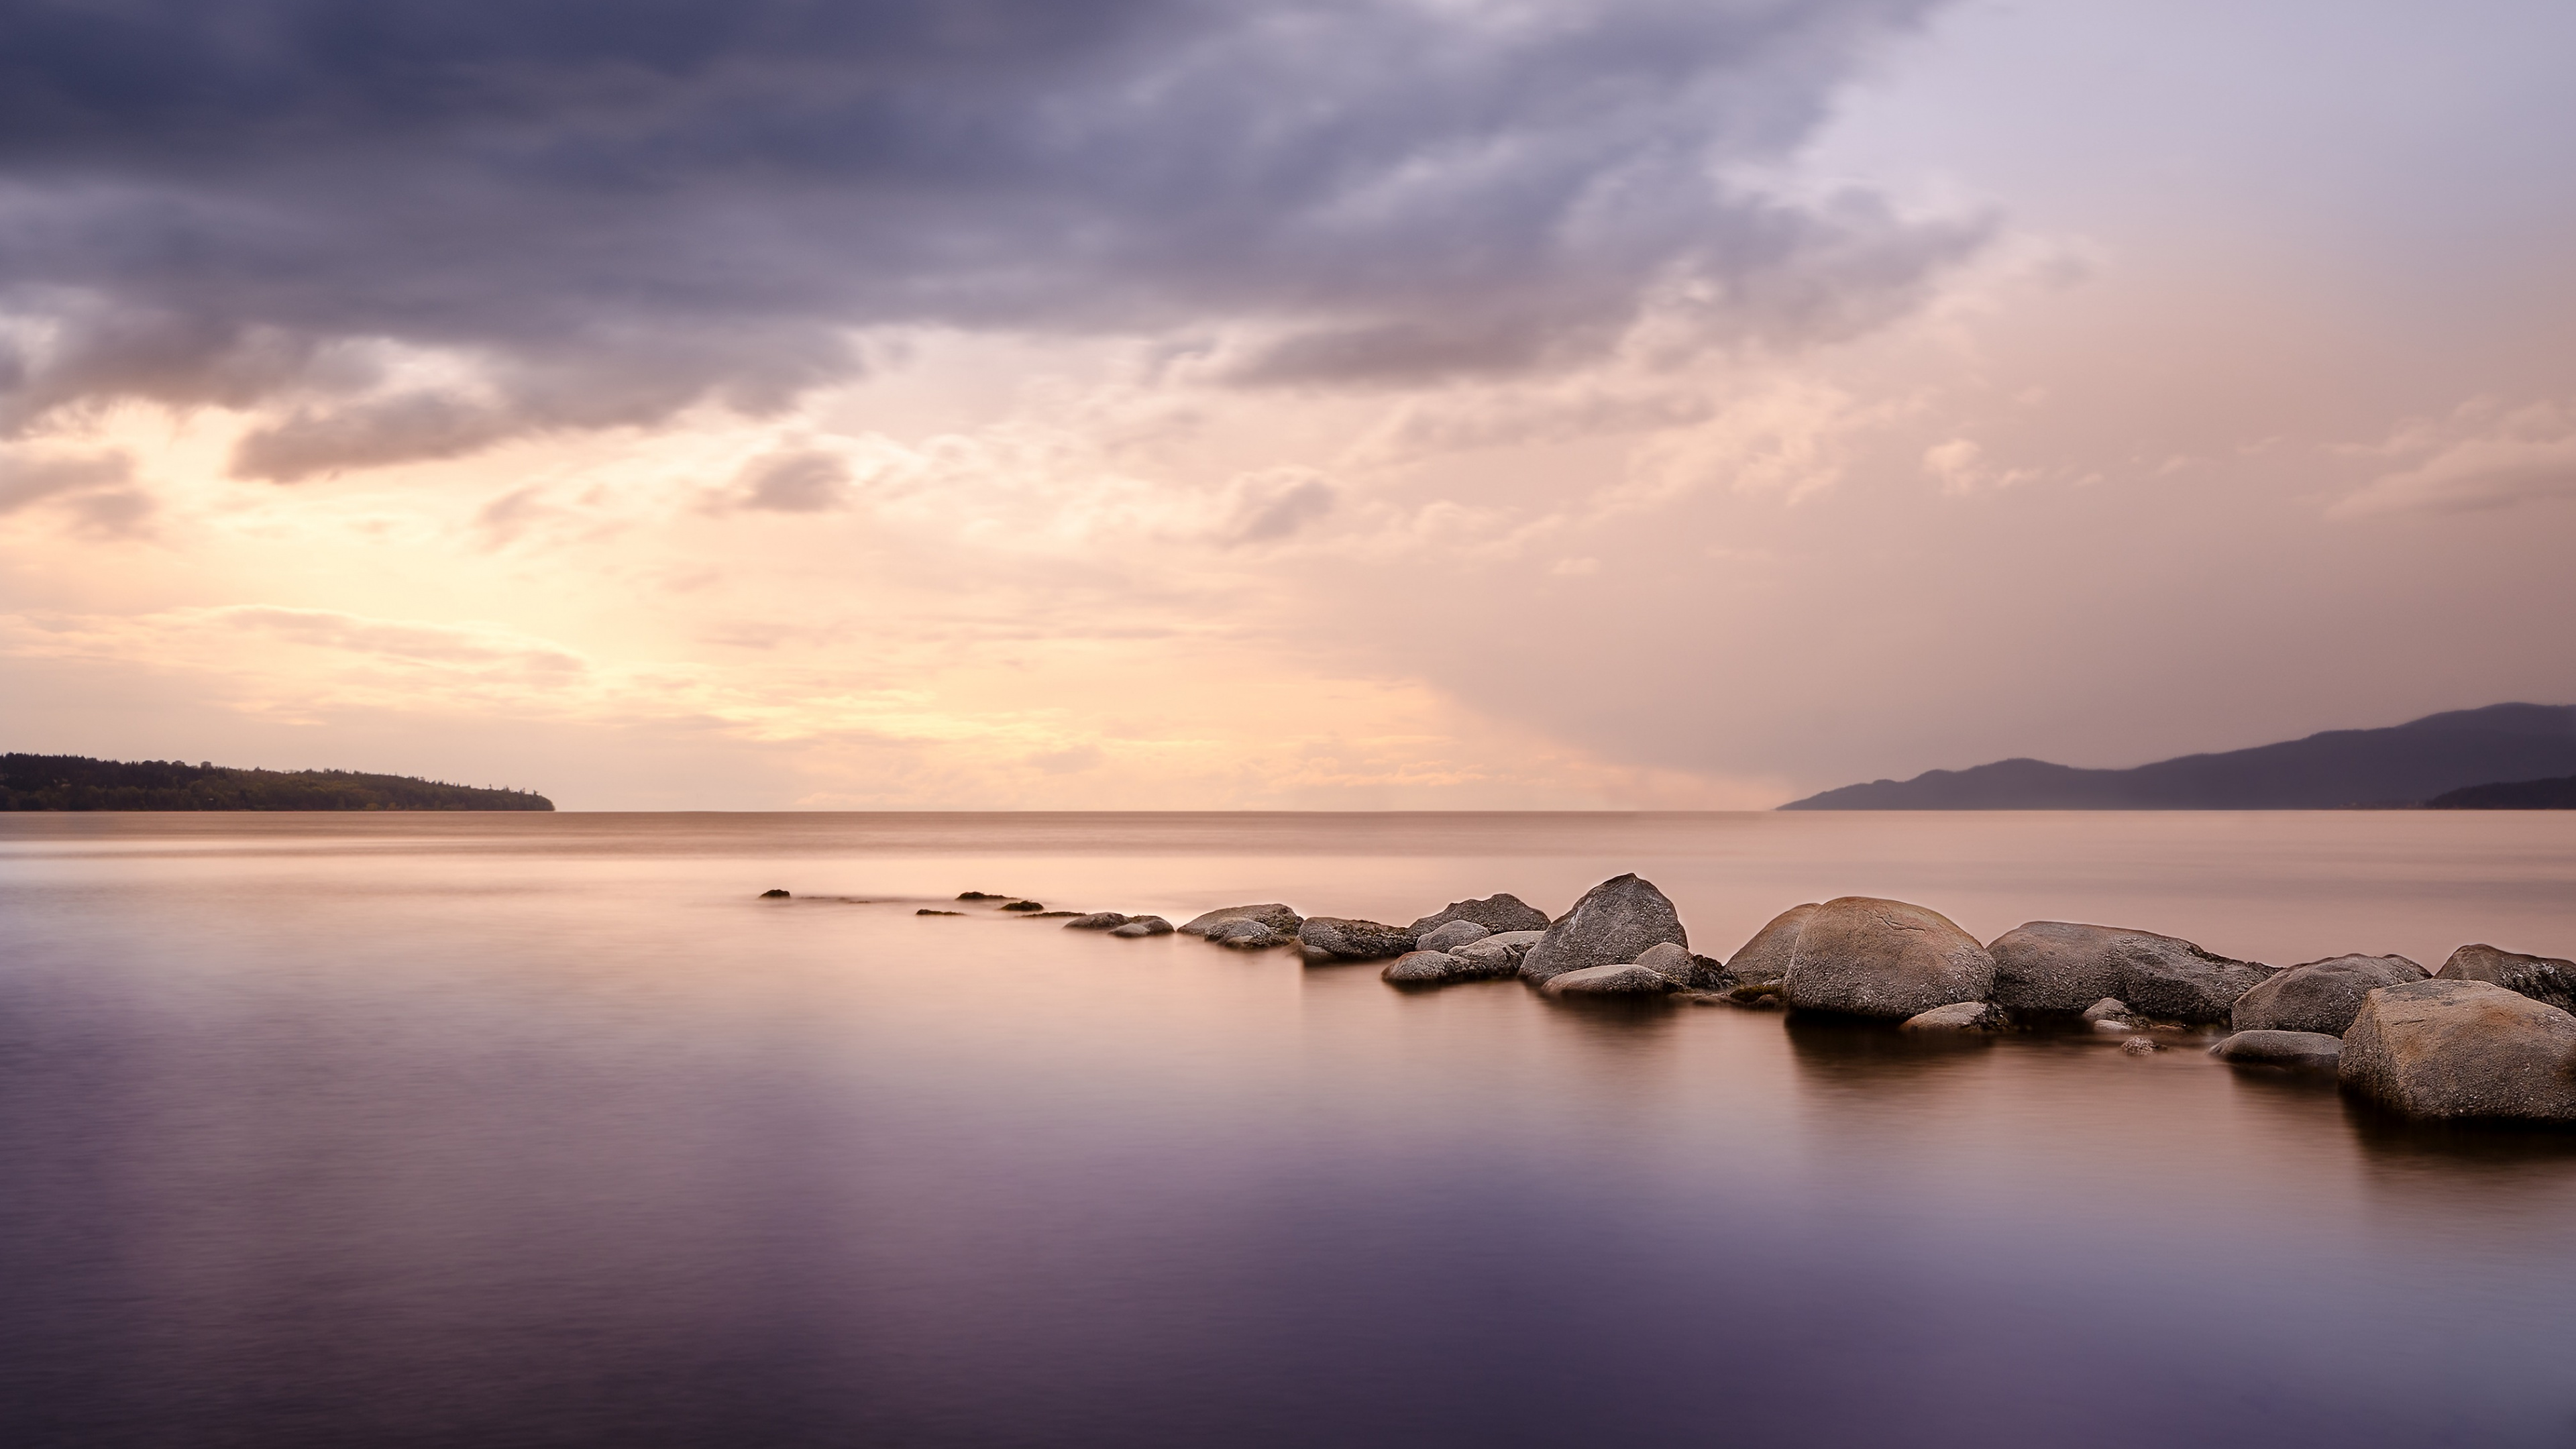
[2426,773,2576,810]
[0,754,554,811]
[1779,704,2576,810]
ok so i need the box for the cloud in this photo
[2332,400,2576,516]
[732,449,856,513]
[0,445,153,534]
[0,0,1968,476]
[1216,468,1336,545]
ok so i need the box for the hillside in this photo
[2425,773,2576,809]
[1779,703,2576,810]
[0,755,554,811]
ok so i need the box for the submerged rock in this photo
[1783,897,1996,1020]
[1204,918,1291,949]
[1416,919,1493,954]
[1180,904,1303,937]
[1062,912,1131,930]
[2436,943,2576,1015]
[2210,1030,2343,1072]
[957,892,1005,901]
[1541,963,1678,997]
[2231,955,2426,1035]
[1000,900,1046,912]
[2341,979,2576,1122]
[759,889,791,899]
[1988,921,2271,1022]
[1381,949,1519,985]
[2121,1037,2159,1057]
[1110,916,1174,937]
[1520,874,1688,985]
[1900,1000,2007,1032]
[1410,893,1552,936]
[1723,904,1818,991]
[1298,916,1417,963]
[917,908,962,916]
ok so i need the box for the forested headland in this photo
[0,754,554,811]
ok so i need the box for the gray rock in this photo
[1298,916,1417,963]
[1900,1000,2006,1032]
[1062,912,1132,930]
[2436,943,2576,1015]
[1540,963,1678,997]
[2080,998,2131,1024]
[2210,1030,2343,1072]
[1180,903,1303,937]
[1000,900,1046,912]
[2121,1037,2159,1056]
[1452,931,1542,976]
[1416,919,1493,954]
[1520,874,1688,985]
[1382,949,1518,985]
[1203,918,1289,949]
[2231,954,2426,1035]
[2341,979,2576,1122]
[1723,904,1818,990]
[1633,941,1700,987]
[1988,921,2271,1022]
[759,889,791,898]
[1410,893,1552,936]
[1782,897,1996,1020]
[1110,916,1174,938]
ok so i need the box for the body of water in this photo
[4,811,2575,1447]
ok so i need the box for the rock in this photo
[1723,904,1818,991]
[1720,981,1787,1010]
[916,908,962,916]
[2121,1037,2158,1056]
[957,892,1004,901]
[1381,949,1520,985]
[1027,911,1078,918]
[2436,943,2576,1015]
[1988,921,2271,1022]
[759,889,791,899]
[1782,897,1996,1020]
[1540,963,1678,997]
[1633,941,1700,987]
[1519,874,1688,985]
[1689,954,1729,989]
[2231,954,2426,1035]
[1900,1000,2006,1032]
[1110,916,1173,937]
[2341,979,2576,1122]
[1062,912,1132,930]
[1416,919,1493,954]
[1179,904,1303,937]
[1204,918,1289,949]
[1410,894,1552,936]
[1451,931,1542,976]
[1001,900,1045,912]
[2091,1019,2135,1034]
[2210,1030,2343,1071]
[1297,916,1417,963]
[2080,998,2129,1022]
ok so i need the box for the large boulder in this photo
[2341,979,2576,1122]
[2210,1030,2342,1072]
[1062,912,1131,930]
[1633,942,1701,988]
[1181,904,1303,937]
[1519,874,1688,985]
[1410,894,1552,936]
[2436,943,2576,1015]
[1203,918,1290,949]
[1782,898,1996,1020]
[1298,916,1417,964]
[1988,921,2271,1023]
[1382,949,1517,985]
[2231,954,2425,1035]
[1540,963,1678,998]
[1416,919,1493,954]
[1723,904,1817,991]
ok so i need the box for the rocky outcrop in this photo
[1203,918,1291,949]
[1540,963,1678,997]
[1382,949,1519,985]
[2341,979,2576,1122]
[1110,916,1173,937]
[1782,897,1996,1020]
[1519,875,1687,985]
[1900,1001,2007,1032]
[1987,921,2271,1022]
[1723,904,1817,991]
[1062,912,1131,929]
[1180,904,1303,937]
[2436,943,2576,1015]
[1410,894,1551,936]
[1298,916,1416,963]
[2209,1030,2342,1071]
[2231,955,2425,1035]
[1416,920,1493,954]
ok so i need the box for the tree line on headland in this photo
[0,754,553,811]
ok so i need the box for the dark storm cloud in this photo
[0,0,1968,477]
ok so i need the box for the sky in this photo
[2,0,2572,809]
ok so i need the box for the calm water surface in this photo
[4,811,2575,1448]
